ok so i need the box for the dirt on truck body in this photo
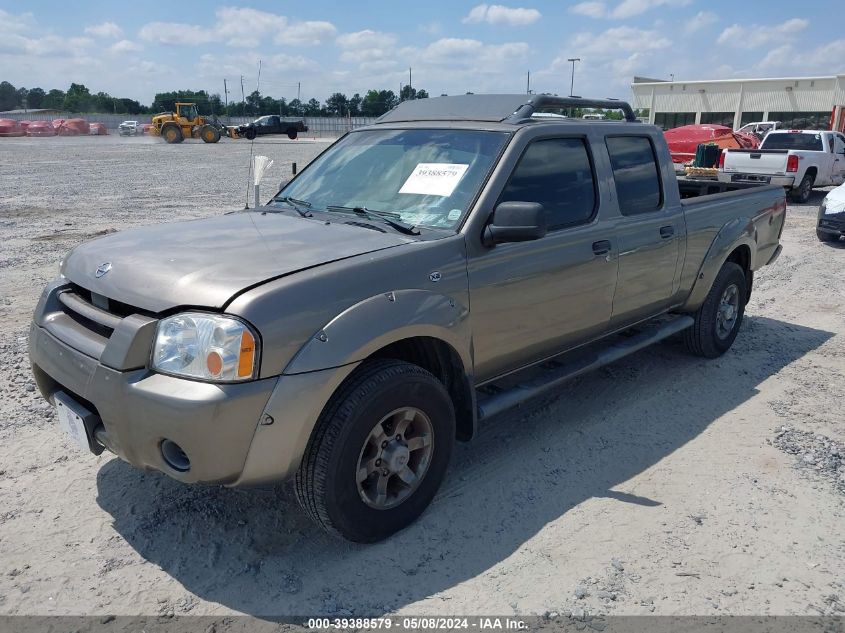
[29,94,786,542]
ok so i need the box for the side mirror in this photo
[482,201,547,247]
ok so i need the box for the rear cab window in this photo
[498,137,597,230]
[605,136,663,215]
[761,133,824,151]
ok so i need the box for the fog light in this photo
[161,439,190,472]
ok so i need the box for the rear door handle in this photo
[659,225,675,239]
[592,240,612,256]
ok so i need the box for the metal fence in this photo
[0,112,376,137]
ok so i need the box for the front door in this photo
[604,135,683,327]
[833,133,845,185]
[468,136,619,382]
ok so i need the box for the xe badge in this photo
[95,262,112,278]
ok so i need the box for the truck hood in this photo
[63,211,413,312]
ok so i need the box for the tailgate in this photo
[723,149,789,175]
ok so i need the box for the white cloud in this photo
[84,21,123,38]
[138,22,213,46]
[717,18,808,49]
[462,4,541,26]
[569,0,690,19]
[684,11,718,34]
[139,9,335,48]
[276,21,337,46]
[419,38,530,66]
[756,39,845,73]
[336,29,397,50]
[0,9,36,34]
[570,2,608,18]
[109,39,142,54]
[571,26,671,56]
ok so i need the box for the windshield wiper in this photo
[273,196,313,218]
[326,205,420,235]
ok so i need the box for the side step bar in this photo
[476,315,694,421]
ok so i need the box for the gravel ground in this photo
[0,135,843,618]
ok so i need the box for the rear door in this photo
[467,133,618,381]
[605,135,684,328]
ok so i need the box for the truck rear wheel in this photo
[286,128,298,140]
[790,173,814,203]
[161,123,183,144]
[295,359,455,542]
[683,262,747,358]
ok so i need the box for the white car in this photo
[817,182,845,242]
[118,120,139,136]
[736,121,781,139]
[719,130,845,202]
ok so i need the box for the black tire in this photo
[816,229,840,243]
[161,123,183,144]
[683,262,747,358]
[295,359,455,542]
[790,173,814,203]
[244,127,256,140]
[200,124,221,143]
[286,128,298,140]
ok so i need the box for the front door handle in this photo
[659,225,675,239]
[592,240,612,256]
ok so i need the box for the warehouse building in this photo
[631,75,845,132]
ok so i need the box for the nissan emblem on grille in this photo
[95,262,112,278]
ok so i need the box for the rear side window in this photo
[606,136,662,215]
[499,138,596,230]
[761,133,824,151]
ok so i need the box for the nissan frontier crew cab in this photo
[29,95,786,542]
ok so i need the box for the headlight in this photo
[152,312,259,382]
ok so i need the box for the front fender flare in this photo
[283,289,472,375]
[682,217,756,312]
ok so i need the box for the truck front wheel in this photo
[295,359,455,542]
[683,262,747,358]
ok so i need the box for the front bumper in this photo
[28,279,357,486]
[817,210,845,236]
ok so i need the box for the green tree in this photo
[150,90,212,114]
[43,89,66,109]
[416,89,429,99]
[324,92,348,116]
[16,87,28,109]
[361,89,397,116]
[63,83,93,112]
[349,93,363,116]
[288,98,303,115]
[0,81,17,111]
[27,87,46,109]
[305,98,322,115]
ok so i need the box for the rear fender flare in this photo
[283,289,472,376]
[682,218,756,312]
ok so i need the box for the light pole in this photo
[567,58,581,97]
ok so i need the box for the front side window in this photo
[272,128,509,230]
[498,138,596,230]
[606,136,662,215]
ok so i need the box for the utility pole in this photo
[297,82,301,103]
[526,70,530,94]
[240,75,246,118]
[567,58,581,97]
[409,67,412,99]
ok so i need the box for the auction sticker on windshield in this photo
[399,163,469,197]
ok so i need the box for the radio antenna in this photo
[244,59,262,209]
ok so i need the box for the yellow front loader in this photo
[149,102,231,144]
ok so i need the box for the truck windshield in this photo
[762,133,824,151]
[271,128,509,230]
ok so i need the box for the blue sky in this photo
[1,0,843,105]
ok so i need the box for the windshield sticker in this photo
[448,209,462,221]
[399,163,470,197]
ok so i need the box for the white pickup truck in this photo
[719,130,845,202]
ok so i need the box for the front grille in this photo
[57,283,139,340]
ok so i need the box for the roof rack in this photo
[507,95,638,123]
[374,94,639,125]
